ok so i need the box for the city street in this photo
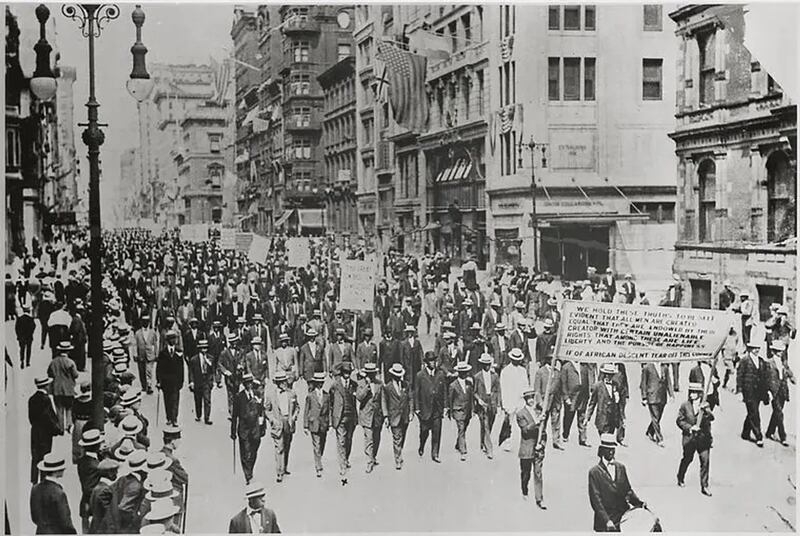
[5,319,796,533]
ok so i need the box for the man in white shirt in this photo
[500,348,531,452]
[265,372,298,483]
[228,482,280,533]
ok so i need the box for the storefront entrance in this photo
[540,225,610,281]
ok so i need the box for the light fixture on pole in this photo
[517,135,548,272]
[30,4,57,102]
[126,5,154,102]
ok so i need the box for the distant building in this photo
[669,5,796,313]
[318,55,358,242]
[119,148,141,223]
[54,65,77,214]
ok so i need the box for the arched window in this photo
[766,151,796,242]
[698,159,716,242]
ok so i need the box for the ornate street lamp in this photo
[517,136,548,272]
[30,4,57,102]
[126,5,154,102]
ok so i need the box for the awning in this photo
[298,208,325,228]
[274,209,294,228]
[234,151,250,165]
[435,158,473,183]
[537,213,651,225]
[421,221,441,232]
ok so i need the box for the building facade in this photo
[669,5,796,314]
[233,5,354,236]
[119,148,140,223]
[484,4,678,288]
[319,55,358,242]
[54,65,78,215]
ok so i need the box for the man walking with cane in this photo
[231,373,266,485]
[134,314,158,395]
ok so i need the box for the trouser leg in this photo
[562,405,575,441]
[193,390,203,418]
[372,424,382,460]
[336,424,348,476]
[284,427,293,471]
[520,458,532,496]
[345,424,354,460]
[392,424,406,466]
[577,404,589,444]
[419,418,431,453]
[677,441,696,483]
[226,382,235,417]
[698,448,710,489]
[239,435,251,481]
[138,361,148,391]
[616,398,627,443]
[363,427,374,466]
[481,410,496,455]
[776,399,786,441]
[745,399,763,441]
[273,432,285,478]
[431,417,442,459]
[145,362,155,392]
[648,403,664,442]
[455,419,468,454]
[533,449,544,503]
[672,362,681,392]
[550,403,562,445]
[311,432,323,472]
[40,321,47,348]
[203,384,212,421]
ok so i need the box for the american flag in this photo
[376,41,429,132]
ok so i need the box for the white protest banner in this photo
[235,232,253,253]
[220,228,236,250]
[190,223,209,243]
[286,237,311,267]
[338,259,375,311]
[248,234,270,265]
[554,300,736,363]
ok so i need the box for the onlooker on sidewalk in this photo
[47,341,80,433]
[15,304,36,368]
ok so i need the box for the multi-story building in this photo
[669,5,796,313]
[319,54,358,242]
[484,4,678,288]
[54,65,78,214]
[234,5,354,236]
[119,148,140,223]
[5,5,61,260]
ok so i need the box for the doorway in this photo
[690,279,712,309]
[756,284,784,321]
[540,225,610,281]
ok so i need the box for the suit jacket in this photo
[304,389,331,433]
[448,378,473,421]
[161,445,189,491]
[47,355,79,397]
[15,313,36,341]
[614,363,629,400]
[134,328,158,363]
[113,473,145,533]
[676,400,714,448]
[516,405,543,459]
[265,389,299,438]
[737,356,769,402]
[414,369,447,421]
[355,341,378,371]
[639,363,672,404]
[588,462,643,531]
[489,334,510,366]
[188,352,216,388]
[30,479,77,534]
[231,389,266,438]
[438,345,462,377]
[533,364,562,411]
[29,391,61,451]
[299,341,326,380]
[182,328,204,360]
[766,360,795,402]
[156,347,184,390]
[76,454,100,517]
[329,342,354,371]
[400,339,423,386]
[330,377,358,428]
[356,378,385,427]
[382,380,412,427]
[473,369,501,412]
[245,349,269,383]
[228,507,280,534]
[88,480,119,534]
[586,381,620,432]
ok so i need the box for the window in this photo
[631,202,675,223]
[448,21,458,52]
[338,44,352,61]
[362,118,373,145]
[477,70,485,115]
[382,102,390,128]
[436,87,444,127]
[292,107,310,126]
[548,58,560,100]
[548,6,560,29]
[698,160,716,242]
[294,139,311,159]
[500,63,513,106]
[209,134,221,153]
[293,41,309,63]
[462,13,472,44]
[642,58,663,100]
[6,128,20,168]
[584,58,596,100]
[643,5,662,31]
[462,78,471,121]
[563,57,581,100]
[584,5,595,30]
[399,152,418,198]
[698,31,716,105]
[767,151,796,242]
[564,5,581,30]
[292,73,310,95]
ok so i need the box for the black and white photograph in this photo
[3,2,798,533]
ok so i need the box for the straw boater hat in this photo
[162,424,181,442]
[389,363,405,378]
[443,331,455,340]
[279,333,290,342]
[495,322,506,332]
[97,458,120,475]
[139,523,166,535]
[197,339,209,350]
[145,452,173,472]
[114,441,135,463]
[442,320,454,330]
[145,472,178,500]
[746,340,762,350]
[310,372,326,383]
[404,325,416,333]
[455,362,472,373]
[250,337,262,346]
[273,371,288,383]
[522,388,536,400]
[126,449,148,472]
[771,340,787,352]
[143,498,180,523]
[78,428,104,448]
[56,341,74,353]
[241,372,254,383]
[600,363,617,375]
[227,333,239,344]
[236,317,247,324]
[119,415,144,436]
[515,300,525,309]
[543,318,555,329]
[34,376,53,389]
[470,322,481,331]
[363,363,379,374]
[508,348,524,362]
[688,382,703,393]
[599,433,617,449]
[478,353,493,365]
[245,482,266,500]
[120,389,142,407]
[37,452,66,474]
[306,327,318,337]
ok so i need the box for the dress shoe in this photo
[432,457,441,463]
[781,440,790,447]
[656,441,665,448]
[276,476,283,483]
[365,465,373,474]
[460,454,467,461]
[284,470,291,475]
[205,420,213,425]
[766,433,778,442]
[552,443,564,450]
[195,417,201,422]
[579,441,591,448]
[522,494,529,501]
[536,501,547,510]
[756,439,764,447]
[346,461,351,469]
[418,447,424,457]
[487,453,493,460]
[701,488,712,497]
[677,478,685,487]
[395,464,402,470]
[617,440,628,447]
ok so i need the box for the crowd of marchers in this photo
[5,227,796,534]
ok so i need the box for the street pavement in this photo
[4,318,796,533]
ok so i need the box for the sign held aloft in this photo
[554,300,736,363]
[338,259,375,311]
[286,237,310,267]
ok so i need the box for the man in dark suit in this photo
[245,337,269,386]
[517,388,546,509]
[188,339,215,424]
[621,274,636,304]
[588,434,645,531]
[737,341,770,447]
[535,318,557,367]
[382,363,413,470]
[561,360,595,447]
[303,372,330,478]
[438,332,461,379]
[218,333,244,418]
[613,362,630,446]
[88,458,120,535]
[676,382,714,496]
[379,329,403,380]
[156,330,184,426]
[373,286,393,335]
[766,340,795,446]
[30,452,77,534]
[356,363,385,472]
[489,323,510,367]
[15,304,35,368]
[114,449,147,533]
[299,328,325,382]
[328,328,354,371]
[448,362,473,461]
[76,429,102,532]
[231,374,266,485]
[182,318,204,362]
[228,483,280,534]
[401,325,423,389]
[28,376,61,484]
[473,353,501,459]
[688,360,720,411]
[330,362,358,485]
[640,361,673,446]
[587,364,623,440]
[354,329,378,372]
[414,352,447,463]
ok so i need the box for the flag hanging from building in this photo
[499,36,515,63]
[373,60,389,104]
[375,41,429,132]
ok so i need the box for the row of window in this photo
[325,152,355,184]
[431,7,485,55]
[322,115,355,146]
[398,151,419,199]
[430,71,486,129]
[547,5,662,31]
[323,77,355,112]
[547,57,663,101]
